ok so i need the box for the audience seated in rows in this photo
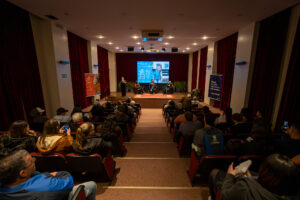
[53,107,71,124]
[176,112,202,142]
[209,154,300,200]
[90,100,105,122]
[230,113,252,137]
[193,113,223,155]
[72,122,112,157]
[174,110,197,125]
[0,120,37,152]
[0,149,97,200]
[36,119,73,154]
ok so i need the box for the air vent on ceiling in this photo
[45,15,59,20]
[142,30,163,42]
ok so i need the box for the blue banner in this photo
[208,75,222,101]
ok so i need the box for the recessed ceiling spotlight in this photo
[120,49,124,52]
[97,35,104,39]
[202,36,208,40]
[183,50,186,52]
[132,35,139,39]
[164,42,169,45]
[167,36,174,39]
[186,47,190,50]
[136,42,141,45]
[115,47,119,49]
[108,42,113,45]
[192,43,198,46]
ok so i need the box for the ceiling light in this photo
[164,42,169,45]
[183,50,186,52]
[167,36,174,39]
[108,42,113,45]
[202,36,208,40]
[186,47,190,50]
[97,35,104,39]
[115,47,119,49]
[132,35,139,39]
[192,43,198,46]
[120,49,124,52]
[136,42,141,45]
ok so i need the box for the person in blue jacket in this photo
[0,149,97,200]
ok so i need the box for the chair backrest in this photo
[204,134,224,155]
[199,155,237,174]
[65,153,112,182]
[30,152,67,172]
[70,185,86,200]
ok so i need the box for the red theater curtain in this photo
[248,9,290,122]
[214,33,238,110]
[0,1,45,130]
[191,51,199,90]
[276,18,300,130]
[67,31,90,108]
[198,47,208,100]
[97,46,110,98]
[116,53,189,85]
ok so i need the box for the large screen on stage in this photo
[137,61,169,83]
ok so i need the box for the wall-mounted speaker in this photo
[128,47,134,51]
[171,47,178,52]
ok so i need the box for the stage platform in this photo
[108,92,184,108]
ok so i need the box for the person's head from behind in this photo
[258,154,299,196]
[184,112,193,122]
[8,120,29,138]
[177,103,183,110]
[240,107,251,121]
[72,112,83,123]
[202,106,210,114]
[0,150,36,186]
[56,107,68,116]
[232,113,243,124]
[256,110,263,119]
[75,122,95,149]
[117,104,126,113]
[204,113,216,127]
[287,122,300,139]
[43,119,60,135]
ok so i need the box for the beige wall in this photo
[187,53,193,92]
[204,43,217,104]
[230,23,256,113]
[30,14,60,117]
[51,23,74,114]
[196,50,201,88]
[108,51,117,93]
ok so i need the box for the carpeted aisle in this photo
[96,109,209,200]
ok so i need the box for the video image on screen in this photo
[137,61,169,83]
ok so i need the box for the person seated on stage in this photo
[149,79,156,94]
[0,149,97,200]
[164,81,174,94]
[72,122,113,157]
[134,81,143,94]
[0,120,37,152]
[36,119,73,154]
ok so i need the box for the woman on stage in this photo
[120,76,127,97]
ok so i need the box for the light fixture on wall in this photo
[235,61,247,65]
[206,65,211,68]
[93,64,99,67]
[59,60,70,64]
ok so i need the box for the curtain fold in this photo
[116,53,189,85]
[97,46,110,99]
[191,51,199,90]
[276,18,300,130]
[248,9,290,122]
[198,47,208,100]
[67,31,90,108]
[214,33,238,110]
[0,1,44,130]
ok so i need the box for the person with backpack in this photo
[192,113,223,155]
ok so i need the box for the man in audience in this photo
[230,113,252,137]
[90,100,105,122]
[192,113,222,154]
[176,111,202,142]
[274,122,300,155]
[174,110,197,125]
[53,107,71,123]
[0,149,97,200]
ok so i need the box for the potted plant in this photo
[126,81,135,92]
[174,81,180,92]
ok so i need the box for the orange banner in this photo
[85,74,96,96]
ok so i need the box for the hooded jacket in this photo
[72,136,104,155]
[36,134,73,154]
[221,174,298,200]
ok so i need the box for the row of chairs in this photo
[30,151,116,182]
